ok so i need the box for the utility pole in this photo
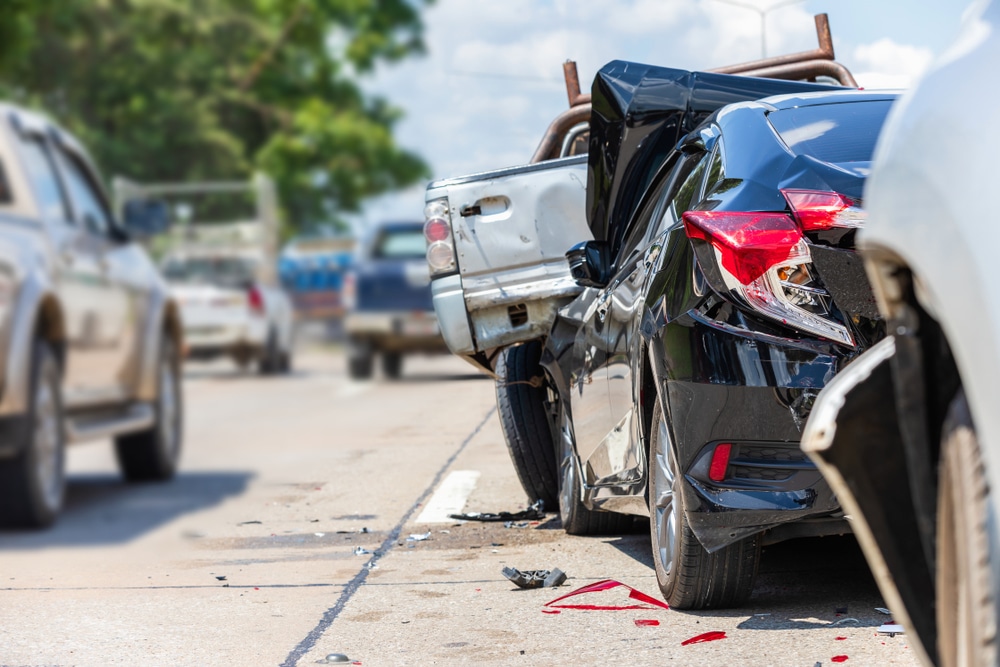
[709,0,807,58]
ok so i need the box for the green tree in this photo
[0,0,431,231]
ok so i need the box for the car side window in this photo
[52,147,114,237]
[17,136,69,222]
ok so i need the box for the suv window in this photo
[767,99,894,164]
[18,137,68,221]
[52,147,114,236]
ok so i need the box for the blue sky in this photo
[355,0,971,227]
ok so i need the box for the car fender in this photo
[134,284,183,403]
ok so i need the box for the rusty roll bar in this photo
[711,14,836,74]
[562,60,592,107]
[530,103,591,163]
[739,59,858,88]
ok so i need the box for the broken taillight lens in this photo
[781,189,866,231]
[424,198,457,275]
[683,210,853,346]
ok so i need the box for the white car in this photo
[801,2,1000,665]
[164,251,295,374]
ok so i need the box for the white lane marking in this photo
[415,470,481,524]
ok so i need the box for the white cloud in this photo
[849,38,934,89]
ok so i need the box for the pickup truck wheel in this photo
[937,390,997,667]
[649,402,759,609]
[556,397,632,535]
[347,338,373,380]
[258,330,279,376]
[115,338,182,481]
[495,342,559,510]
[0,341,65,528]
[382,352,403,380]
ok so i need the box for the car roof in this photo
[752,88,900,112]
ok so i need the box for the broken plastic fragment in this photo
[542,609,561,615]
[407,532,432,542]
[543,579,669,611]
[835,636,847,641]
[502,567,567,589]
[831,656,848,663]
[450,500,545,522]
[634,619,660,627]
[215,576,227,581]
[877,623,905,637]
[874,607,891,615]
[681,631,726,645]
[831,617,861,626]
[354,546,371,556]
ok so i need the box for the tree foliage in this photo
[0,0,431,230]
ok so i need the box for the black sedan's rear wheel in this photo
[494,341,558,509]
[937,390,997,667]
[649,402,760,609]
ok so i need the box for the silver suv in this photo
[0,103,183,528]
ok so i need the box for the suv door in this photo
[48,140,131,404]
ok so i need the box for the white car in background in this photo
[164,251,295,374]
[801,1,1000,665]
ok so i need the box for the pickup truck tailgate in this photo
[427,155,590,357]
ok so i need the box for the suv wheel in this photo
[347,338,373,380]
[937,390,998,667]
[495,342,559,509]
[0,341,65,528]
[115,337,182,481]
[649,402,759,609]
[382,352,403,380]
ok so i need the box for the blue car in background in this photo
[343,221,447,379]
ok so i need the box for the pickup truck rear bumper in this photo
[430,274,475,355]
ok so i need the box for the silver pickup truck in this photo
[0,103,183,528]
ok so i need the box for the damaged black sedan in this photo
[540,61,896,609]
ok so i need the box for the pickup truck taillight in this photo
[247,285,265,314]
[683,195,857,347]
[424,198,457,276]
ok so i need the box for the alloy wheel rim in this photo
[653,416,677,576]
[34,369,62,510]
[558,408,577,517]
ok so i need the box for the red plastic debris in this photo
[541,610,561,615]
[634,619,660,627]
[681,631,726,646]
[832,656,849,663]
[835,636,847,641]
[254,587,260,591]
[543,579,669,611]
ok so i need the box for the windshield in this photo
[767,99,894,164]
[162,256,257,287]
[373,229,426,260]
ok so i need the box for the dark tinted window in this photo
[52,148,113,236]
[767,99,894,163]
[18,138,68,220]
[373,229,425,259]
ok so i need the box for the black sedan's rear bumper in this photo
[652,312,857,551]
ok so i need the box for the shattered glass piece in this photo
[502,567,567,589]
[681,631,726,645]
[407,532,432,542]
[831,617,860,626]
[543,579,669,611]
[634,619,660,627]
[874,607,891,615]
[450,500,545,522]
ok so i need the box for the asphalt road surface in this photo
[0,348,921,667]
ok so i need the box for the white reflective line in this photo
[415,470,481,524]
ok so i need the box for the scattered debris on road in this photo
[831,656,849,663]
[681,631,727,645]
[634,619,660,627]
[353,546,371,556]
[215,576,227,581]
[877,622,905,637]
[407,532,431,542]
[449,500,545,522]
[543,579,669,611]
[831,617,861,626]
[315,653,355,664]
[502,567,567,589]
[237,520,262,526]
[874,607,891,615]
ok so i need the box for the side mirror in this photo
[566,240,610,288]
[123,199,171,239]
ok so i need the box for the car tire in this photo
[555,395,633,536]
[0,340,66,528]
[258,330,279,376]
[937,389,997,667]
[648,401,760,609]
[382,352,403,380]
[347,338,373,380]
[115,337,182,482]
[495,341,559,510]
